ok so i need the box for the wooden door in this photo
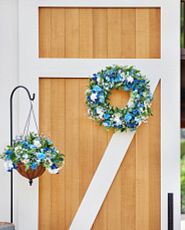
[39,7,160,230]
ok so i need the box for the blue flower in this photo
[38,152,46,160]
[44,147,50,152]
[92,73,98,81]
[23,141,29,149]
[115,74,122,82]
[51,163,57,169]
[123,82,133,91]
[124,113,132,122]
[104,113,110,119]
[93,85,102,92]
[132,109,140,115]
[13,163,18,169]
[126,121,138,129]
[103,120,111,127]
[5,150,12,155]
[6,155,11,160]
[110,77,115,83]
[31,162,38,170]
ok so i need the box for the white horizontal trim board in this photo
[17,1,180,230]
[70,77,159,230]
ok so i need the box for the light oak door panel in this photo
[39,7,160,58]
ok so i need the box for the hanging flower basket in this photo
[0,132,65,185]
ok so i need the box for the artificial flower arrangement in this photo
[86,65,153,132]
[0,132,64,183]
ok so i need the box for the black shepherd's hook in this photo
[10,86,35,223]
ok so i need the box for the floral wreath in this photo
[86,65,153,132]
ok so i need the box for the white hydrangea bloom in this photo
[48,168,59,174]
[96,107,104,119]
[23,154,28,159]
[127,100,134,108]
[15,146,22,152]
[127,76,134,83]
[4,161,13,171]
[113,113,122,125]
[90,93,97,102]
[33,140,41,148]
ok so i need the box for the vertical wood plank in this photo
[50,79,66,230]
[93,9,108,58]
[39,8,51,57]
[79,79,94,199]
[136,123,150,230]
[149,83,161,230]
[121,137,136,229]
[149,9,161,58]
[107,9,122,58]
[136,9,150,58]
[79,9,93,58]
[121,9,136,58]
[65,79,80,228]
[50,8,65,58]
[39,79,52,230]
[65,8,80,57]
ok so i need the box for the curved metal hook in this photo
[10,85,35,101]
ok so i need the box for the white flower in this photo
[4,161,13,171]
[48,168,59,174]
[127,76,134,83]
[33,140,41,148]
[90,93,97,102]
[15,146,22,152]
[97,76,101,83]
[96,107,104,119]
[114,114,122,125]
[23,154,28,159]
[127,100,134,108]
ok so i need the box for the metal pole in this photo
[10,85,35,223]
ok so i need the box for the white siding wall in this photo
[0,0,18,225]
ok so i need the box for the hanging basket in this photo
[17,163,46,185]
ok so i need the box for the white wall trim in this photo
[17,1,180,230]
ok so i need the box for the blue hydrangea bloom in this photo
[38,152,46,160]
[124,113,132,122]
[23,141,29,149]
[103,120,110,127]
[51,163,57,169]
[115,74,122,82]
[5,150,12,155]
[93,85,102,92]
[104,113,110,119]
[31,162,38,170]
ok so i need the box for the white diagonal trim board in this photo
[69,75,160,230]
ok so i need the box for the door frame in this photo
[16,1,180,230]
